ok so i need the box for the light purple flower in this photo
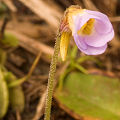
[60,7,114,61]
[71,10,114,55]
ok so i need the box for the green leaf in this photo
[0,69,9,118]
[1,32,19,47]
[4,72,25,112]
[55,72,120,120]
[9,85,25,112]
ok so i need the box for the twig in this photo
[82,0,99,11]
[0,17,9,40]
[5,61,25,77]
[18,0,62,29]
[7,30,54,56]
[31,75,48,80]
[8,53,26,67]
[32,91,47,120]
[16,110,21,120]
[2,0,17,12]
[8,52,42,87]
[109,16,120,22]
[27,52,42,79]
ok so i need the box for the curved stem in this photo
[8,52,41,88]
[44,34,60,120]
[58,66,74,91]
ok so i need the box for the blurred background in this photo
[0,0,120,120]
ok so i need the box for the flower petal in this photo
[72,13,92,34]
[73,34,87,50]
[86,10,114,33]
[94,20,111,34]
[69,8,114,55]
[78,44,107,55]
[84,28,114,47]
[72,10,113,35]
[86,10,109,21]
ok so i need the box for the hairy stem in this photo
[44,34,60,120]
